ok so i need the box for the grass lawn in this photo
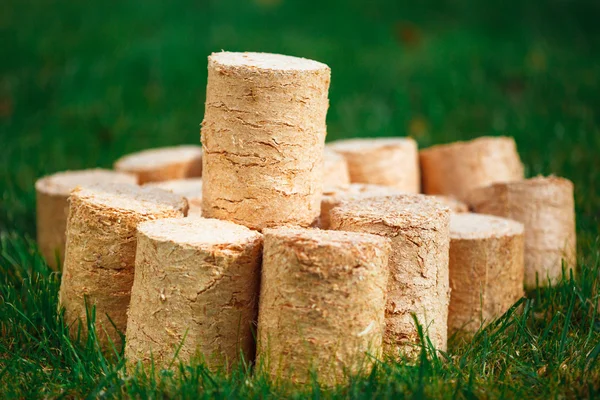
[1,0,599,397]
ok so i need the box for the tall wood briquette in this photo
[327,137,420,193]
[257,227,390,386]
[59,183,188,348]
[329,195,450,357]
[125,217,262,371]
[420,136,524,200]
[35,169,137,270]
[448,213,525,336]
[144,178,203,216]
[467,176,576,289]
[114,145,203,184]
[201,52,331,230]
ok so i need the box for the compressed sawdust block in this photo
[257,227,390,386]
[201,52,331,230]
[420,136,524,200]
[125,217,262,372]
[327,137,420,193]
[319,183,404,229]
[35,169,137,270]
[323,148,350,187]
[59,183,188,348]
[144,178,203,216]
[448,213,525,336]
[329,195,450,357]
[467,176,576,289]
[428,195,469,213]
[114,145,202,184]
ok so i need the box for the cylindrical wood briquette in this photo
[420,136,524,200]
[319,183,404,229]
[59,183,188,348]
[201,52,331,230]
[125,217,263,371]
[144,178,203,216]
[323,148,350,187]
[35,169,137,270]
[448,213,524,336]
[467,176,576,289]
[329,195,450,357]
[114,145,202,184]
[257,227,390,386]
[327,137,420,193]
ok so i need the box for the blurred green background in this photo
[2,0,599,244]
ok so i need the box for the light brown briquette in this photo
[257,227,390,386]
[319,183,404,229]
[428,195,469,213]
[59,183,188,349]
[201,52,331,230]
[329,195,450,358]
[448,213,525,336]
[466,176,576,289]
[327,137,420,193]
[114,145,203,184]
[420,136,524,200]
[35,169,137,270]
[323,148,350,187]
[125,217,262,372]
[144,178,203,216]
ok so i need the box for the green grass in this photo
[1,0,599,397]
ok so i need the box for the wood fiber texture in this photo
[420,136,524,200]
[58,183,188,348]
[201,52,331,230]
[467,176,576,288]
[330,195,450,358]
[125,217,263,371]
[35,169,137,270]
[327,137,420,193]
[319,183,404,229]
[448,213,525,336]
[114,145,202,184]
[257,227,390,386]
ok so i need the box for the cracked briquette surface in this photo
[58,182,188,349]
[330,194,450,230]
[125,216,263,372]
[257,225,389,386]
[330,194,450,358]
[35,169,137,270]
[71,182,188,215]
[201,52,331,230]
[319,184,404,229]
